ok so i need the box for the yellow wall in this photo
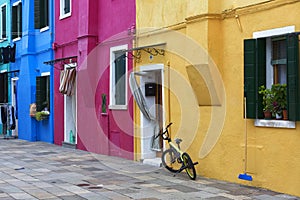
[135,0,300,197]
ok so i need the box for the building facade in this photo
[1,0,54,142]
[135,0,300,197]
[53,0,136,159]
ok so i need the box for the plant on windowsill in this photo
[258,85,274,119]
[272,83,287,120]
[35,111,50,121]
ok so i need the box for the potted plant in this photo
[272,84,287,120]
[35,111,50,121]
[258,85,274,119]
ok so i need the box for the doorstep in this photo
[142,157,162,167]
[62,142,76,149]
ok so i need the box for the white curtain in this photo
[129,72,160,151]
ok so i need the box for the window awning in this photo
[124,42,166,53]
[43,56,77,66]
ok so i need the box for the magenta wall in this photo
[54,0,135,160]
[76,0,135,159]
[54,0,79,146]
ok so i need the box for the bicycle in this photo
[157,122,198,180]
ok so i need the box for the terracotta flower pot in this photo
[282,109,288,120]
[264,111,272,119]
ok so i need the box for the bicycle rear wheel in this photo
[182,153,196,180]
[162,149,181,173]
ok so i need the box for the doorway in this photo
[11,77,18,137]
[63,64,77,144]
[139,64,164,160]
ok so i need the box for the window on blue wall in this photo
[36,75,50,112]
[60,0,71,19]
[0,4,6,39]
[12,1,22,40]
[34,0,49,29]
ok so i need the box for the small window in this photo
[109,45,128,110]
[12,1,22,40]
[36,75,50,112]
[34,0,49,29]
[60,0,71,19]
[0,4,6,39]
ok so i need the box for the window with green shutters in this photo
[34,0,49,29]
[1,4,6,39]
[12,2,22,40]
[244,33,300,121]
[36,76,50,112]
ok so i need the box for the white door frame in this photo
[63,64,77,144]
[139,64,165,159]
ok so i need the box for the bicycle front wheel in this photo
[182,153,197,180]
[162,149,181,173]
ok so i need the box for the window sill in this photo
[108,105,127,110]
[0,38,7,43]
[59,12,71,20]
[12,37,21,42]
[254,119,295,129]
[40,26,49,32]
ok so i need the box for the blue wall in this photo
[10,0,54,142]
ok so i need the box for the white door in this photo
[63,64,77,144]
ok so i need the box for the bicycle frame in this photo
[168,141,184,159]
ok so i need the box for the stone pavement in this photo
[0,139,299,200]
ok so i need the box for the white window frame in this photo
[109,44,128,110]
[59,0,71,20]
[0,3,7,41]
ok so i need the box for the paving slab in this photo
[0,139,299,200]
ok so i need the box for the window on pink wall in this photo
[109,45,128,110]
[60,0,71,19]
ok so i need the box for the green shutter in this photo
[287,34,300,121]
[18,3,22,37]
[36,76,47,111]
[2,5,6,38]
[244,38,266,119]
[34,0,40,29]
[12,6,17,39]
[244,39,257,118]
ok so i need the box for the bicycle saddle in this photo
[175,138,182,144]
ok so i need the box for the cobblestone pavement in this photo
[0,139,299,200]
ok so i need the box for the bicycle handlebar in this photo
[165,122,173,130]
[156,122,173,140]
